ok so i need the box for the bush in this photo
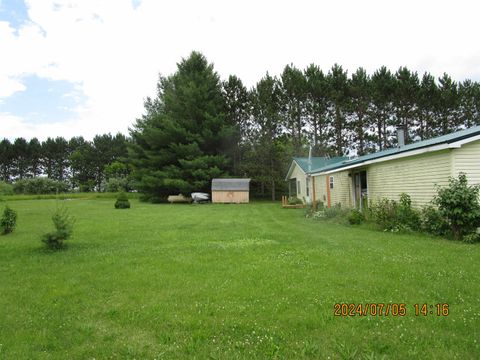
[13,178,69,195]
[0,181,14,196]
[420,205,449,236]
[463,232,480,244]
[324,204,350,219]
[115,192,131,209]
[397,193,420,228]
[348,209,365,225]
[106,177,128,193]
[1,205,17,234]
[288,196,303,205]
[369,194,420,232]
[433,173,480,240]
[369,198,398,231]
[42,206,75,249]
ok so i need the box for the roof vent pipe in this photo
[308,146,312,172]
[397,128,405,147]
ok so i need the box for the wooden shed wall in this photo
[212,191,249,203]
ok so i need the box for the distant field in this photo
[0,199,478,359]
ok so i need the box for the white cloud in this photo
[1,0,480,140]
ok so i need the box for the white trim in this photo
[311,137,480,176]
[449,134,480,147]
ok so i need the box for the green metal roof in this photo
[314,125,480,174]
[293,156,347,173]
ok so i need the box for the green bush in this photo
[0,181,14,196]
[324,204,349,219]
[115,192,131,209]
[462,232,480,244]
[433,173,480,241]
[42,206,75,249]
[288,196,303,205]
[397,193,421,228]
[420,205,449,236]
[13,178,69,195]
[369,198,398,231]
[106,177,128,193]
[348,209,365,225]
[1,205,17,234]
[369,194,419,232]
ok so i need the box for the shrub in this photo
[397,193,420,228]
[324,204,350,219]
[348,209,365,225]
[433,173,480,240]
[369,198,398,231]
[288,196,303,205]
[0,181,14,196]
[13,178,69,195]
[42,206,75,249]
[115,192,131,209]
[420,205,449,236]
[463,232,480,244]
[106,177,128,193]
[1,206,17,234]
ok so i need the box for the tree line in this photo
[2,52,480,200]
[0,134,128,192]
[129,52,480,201]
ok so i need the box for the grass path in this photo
[0,200,479,359]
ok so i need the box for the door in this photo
[353,171,368,210]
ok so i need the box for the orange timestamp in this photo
[334,303,450,317]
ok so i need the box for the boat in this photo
[191,192,210,203]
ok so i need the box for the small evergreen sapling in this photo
[42,206,75,249]
[1,205,17,234]
[115,192,131,209]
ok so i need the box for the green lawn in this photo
[0,200,479,359]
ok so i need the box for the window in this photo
[329,176,334,189]
[306,177,310,197]
[297,180,301,195]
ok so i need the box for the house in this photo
[284,156,347,203]
[286,126,480,209]
[211,178,251,203]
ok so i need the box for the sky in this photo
[1,0,480,141]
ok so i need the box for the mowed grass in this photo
[0,200,479,359]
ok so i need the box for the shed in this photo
[211,178,251,203]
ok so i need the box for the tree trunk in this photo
[271,180,276,201]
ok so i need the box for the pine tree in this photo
[129,52,232,201]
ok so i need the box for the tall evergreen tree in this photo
[244,74,286,200]
[222,75,250,176]
[280,64,307,153]
[304,64,330,155]
[417,72,438,140]
[393,67,419,144]
[12,138,29,180]
[28,138,42,177]
[0,139,14,182]
[327,64,349,155]
[370,66,395,150]
[129,51,232,201]
[437,73,459,135]
[348,68,372,155]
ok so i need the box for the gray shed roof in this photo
[212,178,251,191]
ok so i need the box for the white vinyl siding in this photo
[330,170,352,207]
[289,162,307,200]
[451,139,480,186]
[367,150,452,207]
